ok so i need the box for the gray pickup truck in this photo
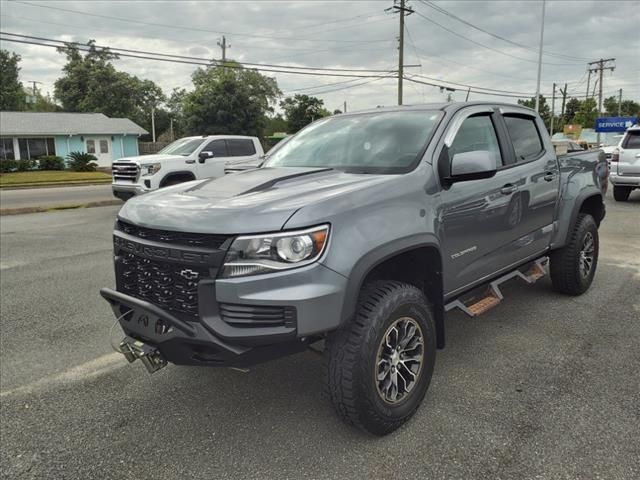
[101,102,607,435]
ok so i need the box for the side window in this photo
[99,140,109,153]
[227,139,257,157]
[86,139,96,154]
[622,130,640,149]
[203,140,228,157]
[504,115,544,162]
[449,114,503,167]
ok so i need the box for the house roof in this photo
[0,112,148,136]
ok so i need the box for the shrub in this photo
[37,155,65,171]
[0,159,19,173]
[16,159,36,171]
[67,151,98,172]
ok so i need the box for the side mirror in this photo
[449,151,497,182]
[198,151,214,163]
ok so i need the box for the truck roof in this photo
[340,101,536,117]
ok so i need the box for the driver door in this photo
[438,108,526,296]
[197,139,231,179]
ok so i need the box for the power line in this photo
[410,8,578,66]
[0,32,396,73]
[0,35,394,80]
[418,0,589,62]
[15,1,391,44]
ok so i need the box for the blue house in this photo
[0,112,148,168]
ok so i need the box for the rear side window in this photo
[227,139,257,157]
[623,130,640,149]
[203,140,228,157]
[449,114,503,168]
[504,115,544,162]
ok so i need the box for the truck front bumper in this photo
[100,262,347,368]
[112,183,148,200]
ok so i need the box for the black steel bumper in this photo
[100,288,309,367]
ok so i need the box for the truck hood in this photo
[118,167,395,234]
[114,154,186,164]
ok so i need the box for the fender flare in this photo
[159,171,196,187]
[339,234,446,348]
[552,186,605,249]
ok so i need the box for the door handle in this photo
[500,184,518,195]
[185,159,195,164]
[543,171,556,182]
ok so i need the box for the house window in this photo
[86,140,96,154]
[99,140,109,153]
[16,137,56,160]
[0,138,15,160]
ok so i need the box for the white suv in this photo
[610,126,640,201]
[112,135,264,200]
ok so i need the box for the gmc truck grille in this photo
[219,303,296,328]
[119,252,207,318]
[117,220,230,250]
[112,162,139,182]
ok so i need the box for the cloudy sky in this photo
[1,0,638,114]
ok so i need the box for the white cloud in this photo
[1,0,638,113]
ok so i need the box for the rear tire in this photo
[613,186,631,202]
[549,213,598,295]
[325,281,436,435]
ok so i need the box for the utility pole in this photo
[618,88,623,116]
[151,107,156,143]
[585,69,591,100]
[344,100,347,113]
[559,82,567,130]
[550,82,556,134]
[588,58,615,143]
[26,80,42,104]
[534,0,546,112]
[217,35,230,62]
[465,87,471,102]
[391,0,413,105]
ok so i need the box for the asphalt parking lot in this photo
[1,191,639,480]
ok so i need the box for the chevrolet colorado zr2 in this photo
[101,102,607,435]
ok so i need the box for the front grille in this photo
[112,162,139,182]
[117,220,230,250]
[219,303,296,328]
[119,252,208,318]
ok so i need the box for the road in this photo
[1,192,639,480]
[0,184,116,210]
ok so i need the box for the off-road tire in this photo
[613,186,631,202]
[549,213,599,295]
[325,281,436,435]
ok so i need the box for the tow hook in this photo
[118,336,168,374]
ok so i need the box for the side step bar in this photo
[445,257,548,318]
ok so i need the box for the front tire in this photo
[613,186,631,202]
[549,213,599,295]
[325,281,436,435]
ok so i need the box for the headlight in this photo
[221,225,329,278]
[141,163,161,176]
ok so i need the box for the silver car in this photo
[610,125,640,201]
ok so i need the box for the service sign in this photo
[595,117,638,132]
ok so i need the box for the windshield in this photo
[263,110,442,173]
[158,138,204,156]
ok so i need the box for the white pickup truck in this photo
[112,135,264,200]
[610,125,640,201]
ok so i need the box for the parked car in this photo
[111,136,264,200]
[101,102,607,435]
[610,125,640,201]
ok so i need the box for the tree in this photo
[517,95,551,128]
[182,61,281,136]
[564,97,581,124]
[166,88,188,138]
[280,94,330,133]
[574,97,598,128]
[264,113,288,137]
[0,49,25,110]
[54,40,165,133]
[604,95,640,117]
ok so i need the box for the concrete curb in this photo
[0,181,111,190]
[0,200,122,216]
